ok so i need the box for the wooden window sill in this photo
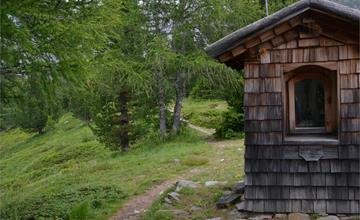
[284,135,339,145]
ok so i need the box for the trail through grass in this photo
[0,113,213,220]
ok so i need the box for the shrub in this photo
[68,201,91,220]
[214,109,244,139]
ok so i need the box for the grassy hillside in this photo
[182,98,228,129]
[0,113,212,220]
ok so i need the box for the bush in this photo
[214,109,244,139]
[0,186,127,220]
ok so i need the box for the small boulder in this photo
[156,209,189,218]
[168,191,180,201]
[232,181,245,194]
[248,214,273,220]
[190,206,202,213]
[205,180,228,187]
[206,218,221,220]
[340,216,360,220]
[217,193,242,209]
[164,197,172,204]
[288,213,311,220]
[274,213,288,220]
[235,201,246,211]
[175,180,200,191]
[317,216,340,220]
[227,209,249,220]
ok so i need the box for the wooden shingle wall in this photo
[243,37,360,213]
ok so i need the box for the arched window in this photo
[285,66,338,136]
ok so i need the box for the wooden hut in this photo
[205,0,359,214]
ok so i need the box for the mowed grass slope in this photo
[0,114,212,220]
[182,98,228,129]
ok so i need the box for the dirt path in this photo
[109,123,232,220]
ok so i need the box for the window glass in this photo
[295,79,325,127]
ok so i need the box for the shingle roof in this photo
[204,0,360,58]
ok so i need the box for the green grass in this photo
[182,98,228,129]
[143,139,245,220]
[0,113,213,220]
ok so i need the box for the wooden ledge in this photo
[284,135,339,145]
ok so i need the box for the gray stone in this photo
[205,180,228,187]
[248,214,273,220]
[217,193,241,208]
[232,181,245,194]
[175,180,200,191]
[289,213,311,220]
[168,192,180,201]
[190,206,202,213]
[235,201,246,211]
[206,218,221,220]
[340,216,360,220]
[317,216,340,220]
[164,197,172,204]
[156,209,189,217]
[227,209,249,220]
[274,213,288,220]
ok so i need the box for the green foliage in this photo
[182,98,228,129]
[13,90,61,134]
[91,102,134,151]
[0,114,212,220]
[68,201,91,220]
[215,109,245,139]
[190,78,224,100]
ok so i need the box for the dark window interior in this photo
[295,79,325,128]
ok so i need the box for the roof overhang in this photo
[205,0,360,60]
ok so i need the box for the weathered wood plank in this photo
[244,120,282,132]
[347,45,360,59]
[264,78,282,92]
[218,51,233,62]
[245,106,282,120]
[286,40,298,49]
[259,29,275,42]
[341,103,360,118]
[274,22,292,35]
[327,46,339,61]
[244,93,282,106]
[315,47,328,62]
[292,49,304,62]
[340,132,360,145]
[339,60,356,74]
[341,118,360,132]
[339,45,348,60]
[283,30,298,42]
[319,37,343,46]
[283,62,337,72]
[260,50,271,64]
[298,38,320,47]
[244,64,260,78]
[245,37,261,49]
[340,75,359,89]
[271,35,285,47]
[231,45,246,56]
[314,200,327,213]
[341,89,360,103]
[245,132,282,145]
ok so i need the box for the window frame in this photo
[283,65,338,138]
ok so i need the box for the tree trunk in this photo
[118,91,130,151]
[172,77,186,134]
[158,72,167,139]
